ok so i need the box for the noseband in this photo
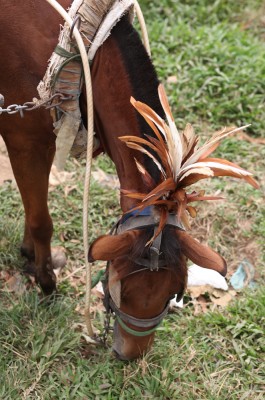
[104,206,184,337]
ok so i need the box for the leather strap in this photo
[115,212,184,271]
[109,297,170,329]
[116,213,184,234]
[149,226,162,271]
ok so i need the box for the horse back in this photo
[0,1,71,104]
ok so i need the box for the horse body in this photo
[1,1,213,360]
[0,1,72,293]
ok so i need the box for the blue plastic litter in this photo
[230,259,256,290]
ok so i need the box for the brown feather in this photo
[119,135,160,155]
[180,211,191,230]
[181,136,199,165]
[146,207,168,246]
[130,97,166,136]
[134,158,156,189]
[182,123,197,159]
[187,195,224,202]
[211,169,259,188]
[182,125,250,168]
[201,157,253,170]
[143,177,176,201]
[198,141,220,160]
[158,84,174,121]
[120,191,146,200]
[123,141,166,178]
[145,134,173,177]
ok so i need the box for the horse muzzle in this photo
[112,320,155,361]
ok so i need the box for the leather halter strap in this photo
[116,213,184,234]
[109,298,170,337]
[116,212,184,271]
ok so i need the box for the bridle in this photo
[103,206,184,338]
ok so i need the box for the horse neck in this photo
[91,17,164,212]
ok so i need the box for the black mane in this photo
[111,16,165,184]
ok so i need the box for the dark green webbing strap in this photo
[54,45,77,59]
[116,315,162,337]
[52,45,82,88]
[91,269,105,289]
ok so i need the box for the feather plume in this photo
[119,84,259,243]
[134,158,156,189]
[146,207,168,246]
[182,125,251,168]
[158,85,183,174]
[130,97,166,139]
[122,140,167,179]
[182,123,198,162]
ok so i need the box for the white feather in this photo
[182,125,251,169]
[178,167,214,182]
[179,161,254,177]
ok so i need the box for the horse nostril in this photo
[113,349,121,359]
[113,349,126,361]
[112,349,129,361]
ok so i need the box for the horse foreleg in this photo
[21,221,35,261]
[6,139,56,294]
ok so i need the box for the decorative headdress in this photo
[120,84,259,242]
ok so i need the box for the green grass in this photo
[1,0,265,398]
[0,288,264,399]
[140,0,265,135]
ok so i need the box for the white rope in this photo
[45,0,94,337]
[134,0,151,57]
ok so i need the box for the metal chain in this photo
[0,93,75,118]
[102,311,113,345]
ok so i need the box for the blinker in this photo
[116,207,184,272]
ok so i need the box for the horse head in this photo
[88,206,228,360]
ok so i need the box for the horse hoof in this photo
[39,277,57,296]
[35,263,57,295]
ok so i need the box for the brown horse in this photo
[0,1,226,360]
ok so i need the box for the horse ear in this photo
[88,230,140,261]
[175,230,227,276]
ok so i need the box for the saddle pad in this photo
[37,0,134,170]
